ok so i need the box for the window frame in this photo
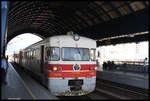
[61,47,90,61]
[90,48,96,61]
[45,47,60,61]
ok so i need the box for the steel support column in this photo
[1,1,9,56]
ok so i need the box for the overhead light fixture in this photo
[73,34,80,41]
[96,31,149,42]
[67,31,80,41]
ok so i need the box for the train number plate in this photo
[68,79,83,86]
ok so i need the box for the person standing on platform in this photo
[1,55,8,85]
[144,57,147,73]
[103,62,107,70]
[96,59,100,71]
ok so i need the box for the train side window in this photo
[28,51,29,58]
[31,50,33,60]
[35,48,40,61]
[35,49,37,61]
[25,52,27,58]
[28,51,30,58]
[27,52,28,58]
[32,50,34,60]
[29,51,31,59]
[45,47,49,60]
[45,47,60,61]
[29,51,31,58]
[30,51,31,59]
[30,51,32,59]
[33,50,35,59]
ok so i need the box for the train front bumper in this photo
[48,77,96,96]
[56,90,91,96]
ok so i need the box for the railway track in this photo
[12,63,149,100]
[96,79,149,99]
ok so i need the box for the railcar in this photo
[14,33,97,96]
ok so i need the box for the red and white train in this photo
[14,33,97,96]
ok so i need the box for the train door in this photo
[40,45,48,87]
[40,45,44,73]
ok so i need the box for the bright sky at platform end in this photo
[6,33,42,55]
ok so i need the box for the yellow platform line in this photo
[9,63,37,100]
[22,81,37,100]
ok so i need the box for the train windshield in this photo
[45,47,60,61]
[90,49,96,61]
[62,48,89,61]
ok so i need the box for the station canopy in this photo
[7,1,149,45]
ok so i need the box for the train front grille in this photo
[68,79,83,91]
[68,79,83,86]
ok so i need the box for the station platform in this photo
[96,70,149,89]
[1,62,58,100]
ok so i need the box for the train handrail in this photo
[109,61,149,65]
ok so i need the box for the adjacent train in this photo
[14,33,97,96]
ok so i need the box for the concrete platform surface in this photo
[1,63,58,100]
[96,70,149,89]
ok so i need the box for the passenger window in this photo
[45,47,60,61]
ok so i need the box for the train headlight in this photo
[53,67,58,71]
[90,66,98,71]
[74,34,80,41]
[94,66,98,71]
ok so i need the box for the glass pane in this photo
[146,1,149,5]
[93,17,101,24]
[95,1,104,6]
[46,47,59,61]
[76,11,83,16]
[96,8,104,14]
[62,48,89,61]
[118,6,131,16]
[111,2,124,8]
[88,2,97,9]
[90,49,96,61]
[129,2,145,11]
[74,15,88,28]
[100,13,110,21]
[86,19,93,26]
[108,11,119,19]
[102,4,112,12]
[35,49,40,60]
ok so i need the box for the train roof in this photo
[24,34,96,50]
[49,34,96,42]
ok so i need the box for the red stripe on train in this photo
[48,71,96,78]
[48,64,96,71]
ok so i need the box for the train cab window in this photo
[62,48,89,61]
[90,49,96,61]
[45,47,60,61]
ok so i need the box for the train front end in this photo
[46,34,97,96]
